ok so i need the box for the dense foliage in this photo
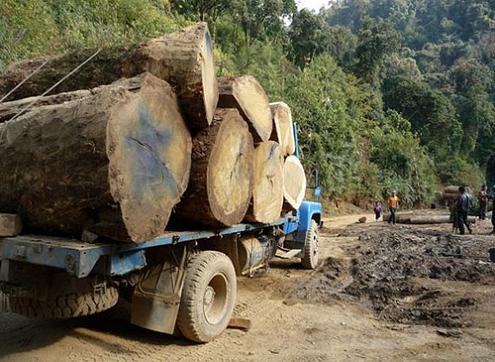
[2,0,494,207]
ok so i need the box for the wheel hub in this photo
[204,286,215,306]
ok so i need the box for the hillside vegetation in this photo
[1,0,494,207]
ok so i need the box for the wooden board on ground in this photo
[218,75,272,142]
[244,141,284,224]
[270,102,295,156]
[0,73,192,242]
[175,109,254,227]
[0,23,217,129]
[283,156,307,210]
[0,213,22,237]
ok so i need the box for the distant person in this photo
[373,201,383,221]
[479,185,488,220]
[488,186,495,235]
[456,186,473,235]
[449,200,459,233]
[387,191,399,225]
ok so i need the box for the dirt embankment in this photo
[293,222,495,329]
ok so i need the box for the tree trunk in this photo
[175,109,254,227]
[218,76,272,142]
[283,156,307,210]
[244,141,284,224]
[0,23,218,130]
[269,102,295,156]
[0,73,192,242]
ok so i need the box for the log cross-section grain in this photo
[175,109,254,227]
[270,102,296,156]
[283,156,307,210]
[123,22,218,129]
[0,23,218,130]
[218,76,273,142]
[0,73,192,242]
[244,141,284,224]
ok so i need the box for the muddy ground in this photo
[0,212,494,361]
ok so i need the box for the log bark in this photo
[218,76,272,142]
[283,156,307,210]
[244,141,284,224]
[0,23,217,129]
[175,109,254,227]
[0,73,192,242]
[269,102,295,156]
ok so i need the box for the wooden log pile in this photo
[0,23,308,243]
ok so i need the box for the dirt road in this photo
[1,213,494,361]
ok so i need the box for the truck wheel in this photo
[177,251,236,343]
[8,286,118,319]
[301,220,320,269]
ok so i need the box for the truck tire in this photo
[8,286,118,319]
[177,251,237,343]
[301,219,319,269]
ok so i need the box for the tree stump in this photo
[0,73,192,242]
[218,75,272,142]
[244,141,284,224]
[175,109,254,227]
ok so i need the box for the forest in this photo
[1,0,494,207]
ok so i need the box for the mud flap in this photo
[131,246,187,334]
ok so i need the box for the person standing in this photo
[479,185,488,220]
[456,186,473,235]
[387,191,399,225]
[489,186,495,235]
[373,201,383,221]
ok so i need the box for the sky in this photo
[297,0,329,11]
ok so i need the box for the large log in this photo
[0,73,192,242]
[270,102,296,156]
[0,23,217,129]
[283,156,307,210]
[175,109,254,227]
[218,76,272,142]
[244,141,284,224]
[123,22,218,129]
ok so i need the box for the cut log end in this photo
[283,156,307,210]
[270,102,295,156]
[218,76,272,142]
[244,141,284,224]
[107,74,192,242]
[176,108,254,227]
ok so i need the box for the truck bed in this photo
[0,217,295,278]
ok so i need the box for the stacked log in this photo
[283,156,307,210]
[218,76,273,142]
[244,141,284,224]
[0,22,217,129]
[0,23,311,242]
[175,109,254,227]
[0,74,192,242]
[270,102,295,156]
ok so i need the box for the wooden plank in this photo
[0,213,22,237]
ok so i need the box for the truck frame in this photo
[0,124,322,343]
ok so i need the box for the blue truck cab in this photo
[0,122,322,343]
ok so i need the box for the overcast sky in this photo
[297,0,329,11]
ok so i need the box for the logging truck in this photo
[0,123,321,343]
